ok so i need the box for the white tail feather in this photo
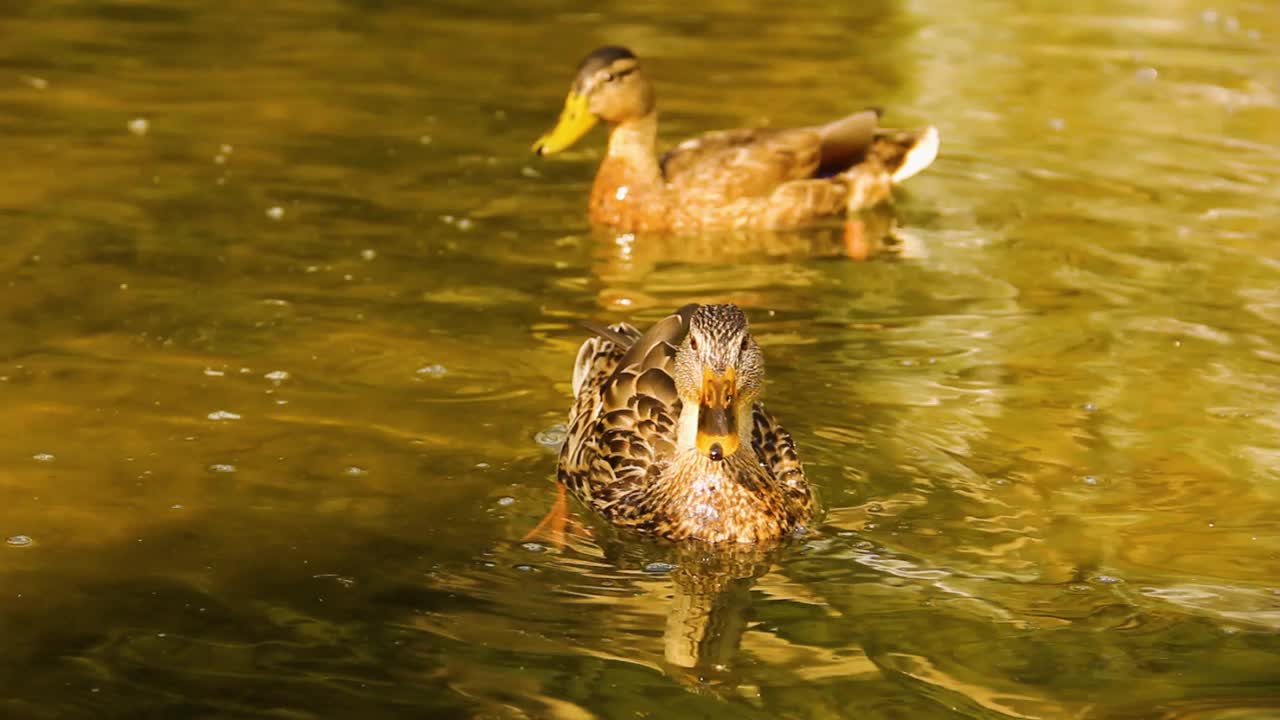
[891,126,940,184]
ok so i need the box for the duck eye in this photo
[689,336,700,352]
[603,71,615,82]
[739,337,750,353]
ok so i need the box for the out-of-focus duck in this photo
[533,46,939,233]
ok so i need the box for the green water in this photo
[2,1,1279,717]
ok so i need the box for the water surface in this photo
[2,0,1279,718]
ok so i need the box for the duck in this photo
[544,303,813,544]
[532,46,939,233]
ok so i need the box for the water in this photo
[2,1,1278,717]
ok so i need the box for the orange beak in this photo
[695,367,739,461]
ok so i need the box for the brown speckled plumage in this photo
[534,46,940,233]
[557,304,812,544]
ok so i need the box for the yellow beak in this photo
[695,367,740,462]
[532,91,598,156]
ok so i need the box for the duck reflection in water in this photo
[537,525,792,683]
[582,204,912,330]
[659,542,777,675]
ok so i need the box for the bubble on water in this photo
[20,75,48,90]
[1136,67,1158,82]
[456,218,474,231]
[360,248,377,261]
[514,564,536,572]
[264,370,290,385]
[496,496,515,507]
[220,144,233,155]
[644,562,676,574]
[1223,15,1239,32]
[521,166,540,178]
[534,424,568,448]
[1201,9,1218,23]
[128,117,149,136]
[344,466,367,477]
[419,134,432,145]
[521,542,546,553]
[1048,117,1065,131]
[266,206,285,221]
[170,504,184,510]
[416,364,447,378]
[1081,402,1097,412]
[1082,475,1099,486]
[1093,574,1122,584]
[209,464,237,473]
[207,410,241,421]
[314,573,356,588]
[6,535,33,547]
[32,453,55,463]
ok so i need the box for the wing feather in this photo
[750,405,811,513]
[662,128,822,200]
[659,110,882,202]
[559,305,697,517]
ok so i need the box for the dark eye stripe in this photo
[607,66,638,82]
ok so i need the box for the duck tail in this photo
[877,125,940,184]
[572,321,642,397]
[836,124,939,212]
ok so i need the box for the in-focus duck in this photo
[546,303,812,544]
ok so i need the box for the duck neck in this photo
[602,112,662,187]
[589,112,665,228]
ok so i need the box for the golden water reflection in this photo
[1,0,1279,717]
